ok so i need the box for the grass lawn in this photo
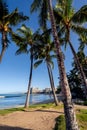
[54,109,87,130]
[0,103,62,115]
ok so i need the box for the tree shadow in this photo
[35,109,64,114]
[0,125,33,130]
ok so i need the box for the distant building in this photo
[30,87,40,94]
[43,88,52,93]
[30,87,57,94]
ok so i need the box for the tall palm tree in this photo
[0,0,28,62]
[31,0,79,129]
[54,0,87,98]
[31,1,58,105]
[47,1,79,129]
[33,33,59,106]
[11,24,36,109]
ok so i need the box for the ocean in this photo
[0,93,53,109]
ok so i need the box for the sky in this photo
[0,0,87,94]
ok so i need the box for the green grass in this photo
[0,103,63,116]
[55,115,65,130]
[0,107,24,116]
[29,103,63,109]
[77,109,87,130]
[54,109,87,130]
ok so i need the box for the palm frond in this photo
[30,0,42,13]
[56,0,74,18]
[21,24,32,34]
[71,24,87,36]
[72,5,87,24]
[0,0,9,20]
[11,33,25,46]
[53,8,63,24]
[39,0,48,29]
[16,44,28,55]
[17,24,32,36]
[32,29,41,41]
[65,0,73,17]
[78,34,87,51]
[4,8,29,25]
[58,26,65,37]
[34,60,43,68]
[55,1,64,14]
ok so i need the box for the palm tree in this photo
[47,1,79,129]
[0,0,28,62]
[54,0,87,98]
[11,24,36,109]
[33,33,59,106]
[31,1,58,105]
[31,0,59,105]
[31,0,79,129]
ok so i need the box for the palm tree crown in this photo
[54,0,87,98]
[54,0,87,43]
[11,24,41,108]
[0,0,29,62]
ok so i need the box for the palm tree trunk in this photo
[0,32,7,63]
[48,0,79,129]
[24,52,33,109]
[0,46,6,63]
[69,41,87,99]
[46,60,59,106]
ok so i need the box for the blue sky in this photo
[0,0,87,94]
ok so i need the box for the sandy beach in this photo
[0,104,86,130]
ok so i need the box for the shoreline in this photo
[0,93,55,110]
[0,98,54,110]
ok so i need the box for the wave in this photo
[0,96,5,98]
[6,95,24,98]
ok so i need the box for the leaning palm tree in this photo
[31,0,79,129]
[54,0,87,98]
[0,0,28,62]
[11,24,37,109]
[33,33,59,106]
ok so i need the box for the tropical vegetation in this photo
[54,0,87,98]
[11,24,39,108]
[67,51,87,99]
[0,0,87,130]
[33,31,59,106]
[0,0,28,62]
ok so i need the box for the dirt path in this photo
[75,104,87,110]
[0,108,63,130]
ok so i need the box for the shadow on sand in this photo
[0,125,33,130]
[36,109,64,114]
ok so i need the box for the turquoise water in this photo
[0,93,53,109]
